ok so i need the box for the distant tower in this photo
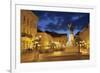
[67,23,75,47]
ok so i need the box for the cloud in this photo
[33,11,89,35]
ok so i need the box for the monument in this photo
[67,23,75,47]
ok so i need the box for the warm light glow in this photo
[53,51,62,56]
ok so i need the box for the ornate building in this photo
[79,25,89,43]
[46,32,68,51]
[21,10,38,52]
[35,32,52,51]
[78,25,89,55]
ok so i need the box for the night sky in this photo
[32,10,89,36]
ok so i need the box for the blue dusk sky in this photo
[32,10,89,35]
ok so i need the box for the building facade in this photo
[78,25,90,55]
[79,25,89,43]
[21,10,38,52]
[35,32,53,50]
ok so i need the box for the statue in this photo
[67,23,75,47]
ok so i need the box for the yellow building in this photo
[50,33,68,46]
[79,25,90,55]
[53,35,67,45]
[79,25,89,43]
[35,32,53,50]
[21,10,38,52]
[47,32,68,51]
